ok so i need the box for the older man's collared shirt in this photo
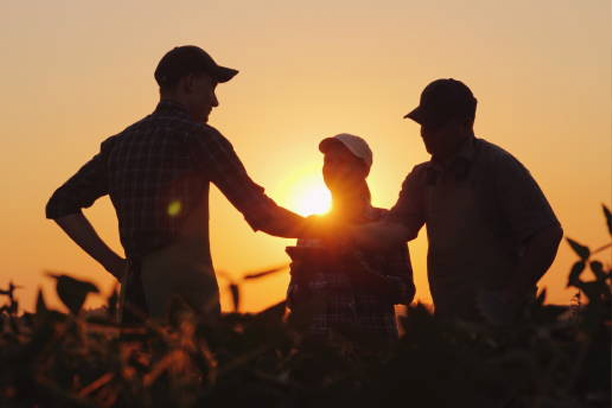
[46,100,282,261]
[387,137,560,320]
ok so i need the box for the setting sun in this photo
[282,175,331,216]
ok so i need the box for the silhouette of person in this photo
[348,79,563,324]
[286,134,414,344]
[46,45,307,323]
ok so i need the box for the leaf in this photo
[567,261,586,288]
[35,287,48,315]
[47,273,100,315]
[566,238,590,260]
[229,283,240,313]
[536,288,547,306]
[243,264,288,280]
[590,261,607,281]
[604,204,612,236]
[580,281,607,303]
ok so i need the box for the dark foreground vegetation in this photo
[1,206,610,407]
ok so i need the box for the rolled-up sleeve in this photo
[386,165,427,240]
[46,141,111,219]
[493,152,560,243]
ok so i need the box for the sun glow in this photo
[281,174,332,216]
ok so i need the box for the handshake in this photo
[285,244,402,300]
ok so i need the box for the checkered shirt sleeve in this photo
[188,125,280,231]
[45,101,300,258]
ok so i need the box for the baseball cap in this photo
[154,45,238,87]
[404,78,477,127]
[319,133,373,169]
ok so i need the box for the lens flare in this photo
[167,200,182,217]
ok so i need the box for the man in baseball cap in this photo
[154,45,238,87]
[347,78,562,325]
[404,78,477,128]
[46,45,308,323]
[404,78,479,161]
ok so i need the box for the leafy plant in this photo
[0,206,609,407]
[216,264,288,313]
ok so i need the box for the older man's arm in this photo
[346,166,427,250]
[491,150,564,303]
[346,220,416,250]
[502,223,563,300]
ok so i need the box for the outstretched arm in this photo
[345,166,427,250]
[196,127,310,238]
[250,205,308,238]
[54,212,127,280]
[347,220,416,250]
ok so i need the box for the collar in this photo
[426,137,479,184]
[153,99,194,121]
[429,136,477,170]
[455,135,478,162]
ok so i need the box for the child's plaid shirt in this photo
[287,207,415,342]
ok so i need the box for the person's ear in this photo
[450,117,470,133]
[360,162,371,179]
[179,74,196,95]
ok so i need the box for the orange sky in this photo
[1,1,610,313]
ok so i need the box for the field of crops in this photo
[1,207,610,407]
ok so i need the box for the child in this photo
[286,134,415,345]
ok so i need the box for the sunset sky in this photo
[2,0,610,313]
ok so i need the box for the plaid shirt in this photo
[286,207,415,342]
[46,100,290,261]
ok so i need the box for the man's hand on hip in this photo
[53,212,126,281]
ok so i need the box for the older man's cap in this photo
[404,78,477,127]
[154,45,238,87]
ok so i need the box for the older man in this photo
[351,79,563,324]
[46,45,306,322]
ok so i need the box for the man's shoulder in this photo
[412,160,431,172]
[400,161,431,187]
[180,122,229,145]
[124,108,226,136]
[476,138,523,165]
[199,124,227,140]
[475,138,530,174]
[123,113,230,146]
